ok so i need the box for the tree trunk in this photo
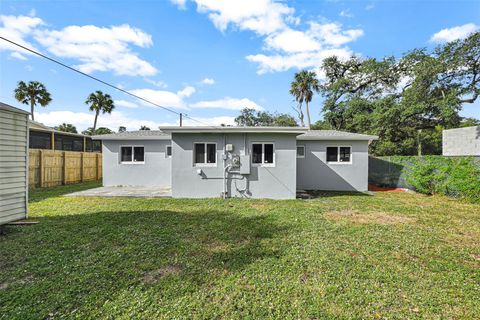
[305,101,311,129]
[30,100,35,121]
[93,111,99,135]
[417,129,422,156]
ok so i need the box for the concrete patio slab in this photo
[65,186,172,198]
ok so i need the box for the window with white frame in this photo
[166,145,172,157]
[326,146,351,163]
[296,145,305,158]
[194,143,216,166]
[120,146,144,163]
[252,142,275,166]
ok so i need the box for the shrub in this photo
[376,156,480,203]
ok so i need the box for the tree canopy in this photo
[234,108,298,127]
[85,90,115,134]
[54,123,77,133]
[290,70,320,128]
[82,127,113,135]
[319,32,480,156]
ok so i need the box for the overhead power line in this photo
[0,36,215,127]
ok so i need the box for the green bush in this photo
[377,156,480,203]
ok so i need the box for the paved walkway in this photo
[66,186,172,198]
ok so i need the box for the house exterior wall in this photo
[171,133,297,199]
[443,126,480,156]
[0,107,29,224]
[102,140,171,187]
[296,140,369,191]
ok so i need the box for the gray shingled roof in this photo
[92,130,171,140]
[93,128,377,141]
[297,130,378,141]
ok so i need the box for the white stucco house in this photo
[93,127,378,199]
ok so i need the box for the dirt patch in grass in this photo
[143,265,182,284]
[249,203,272,211]
[325,209,415,225]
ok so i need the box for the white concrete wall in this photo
[102,140,171,187]
[443,126,480,156]
[171,133,297,199]
[296,140,370,192]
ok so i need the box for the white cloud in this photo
[145,78,168,88]
[35,110,177,131]
[177,2,363,74]
[339,10,353,18]
[190,97,263,110]
[114,100,139,108]
[34,24,157,76]
[365,3,375,10]
[200,77,215,85]
[430,23,479,43]
[247,48,354,74]
[177,85,196,98]
[264,28,320,53]
[170,0,187,9]
[0,14,44,58]
[194,0,295,35]
[128,88,189,109]
[35,110,235,130]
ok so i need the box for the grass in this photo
[1,184,479,319]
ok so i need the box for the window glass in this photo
[252,144,262,164]
[194,143,205,163]
[166,146,172,157]
[206,144,216,163]
[339,147,351,162]
[134,147,144,162]
[297,146,305,157]
[121,146,132,162]
[326,147,338,162]
[264,144,274,163]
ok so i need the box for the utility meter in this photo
[231,154,240,167]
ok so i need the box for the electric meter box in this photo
[239,155,251,174]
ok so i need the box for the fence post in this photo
[39,150,44,188]
[81,152,85,182]
[95,153,99,180]
[63,151,67,185]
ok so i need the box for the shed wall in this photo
[296,140,369,191]
[442,126,480,156]
[102,140,171,187]
[171,133,297,199]
[0,108,28,224]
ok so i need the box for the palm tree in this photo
[139,125,150,130]
[85,91,115,135]
[14,81,52,121]
[289,70,320,129]
[54,123,77,133]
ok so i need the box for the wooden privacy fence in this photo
[29,149,102,188]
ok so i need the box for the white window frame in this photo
[296,145,306,158]
[120,145,145,164]
[326,145,352,164]
[251,142,275,167]
[166,145,172,158]
[193,142,217,167]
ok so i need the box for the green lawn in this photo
[1,184,479,319]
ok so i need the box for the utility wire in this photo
[0,36,216,127]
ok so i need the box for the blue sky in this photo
[0,0,479,131]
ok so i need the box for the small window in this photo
[166,145,172,157]
[120,146,144,163]
[252,143,275,166]
[339,147,351,162]
[327,146,351,163]
[134,147,144,162]
[252,143,263,164]
[194,143,216,166]
[297,145,305,158]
